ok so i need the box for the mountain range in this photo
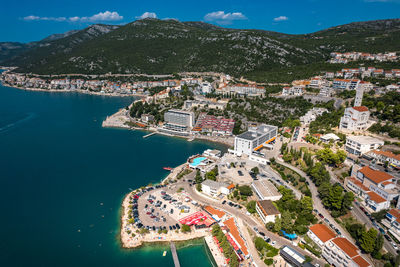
[1,18,399,76]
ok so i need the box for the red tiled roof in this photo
[367,191,386,203]
[309,224,336,243]
[223,218,249,255]
[370,150,400,161]
[332,237,359,258]
[388,208,400,219]
[227,183,235,190]
[352,106,369,112]
[359,166,393,184]
[204,206,225,219]
[348,177,369,191]
[353,255,371,267]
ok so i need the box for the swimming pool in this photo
[190,157,207,167]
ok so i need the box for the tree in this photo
[246,201,256,214]
[281,210,292,231]
[196,183,202,192]
[251,167,259,175]
[328,184,344,210]
[238,185,253,196]
[373,234,384,258]
[181,224,191,233]
[255,237,266,251]
[341,192,354,211]
[300,196,313,212]
[274,216,282,232]
[360,228,378,253]
[348,223,365,240]
[195,170,202,184]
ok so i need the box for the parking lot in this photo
[136,185,202,231]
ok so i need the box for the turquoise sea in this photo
[0,83,223,267]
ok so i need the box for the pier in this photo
[143,132,156,138]
[170,242,181,267]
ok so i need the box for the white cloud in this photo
[23,15,66,22]
[136,12,157,20]
[273,16,289,22]
[22,11,123,23]
[204,11,246,25]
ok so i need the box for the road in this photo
[259,165,302,200]
[180,173,326,267]
[276,159,353,242]
[351,203,397,255]
[278,158,397,255]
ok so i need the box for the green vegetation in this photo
[271,186,317,235]
[254,237,278,265]
[181,224,191,233]
[129,101,164,122]
[205,166,218,181]
[309,106,344,134]
[270,160,311,196]
[246,200,257,214]
[369,123,400,139]
[176,169,192,180]
[226,96,312,130]
[238,185,253,196]
[343,217,389,261]
[371,209,389,223]
[251,167,260,175]
[211,224,239,267]
[364,91,400,123]
[315,148,347,167]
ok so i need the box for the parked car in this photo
[384,235,392,242]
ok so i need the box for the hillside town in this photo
[2,51,400,267]
[329,52,398,64]
[114,61,400,267]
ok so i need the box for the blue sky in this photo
[1,0,400,42]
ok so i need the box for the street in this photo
[351,203,397,255]
[179,172,326,267]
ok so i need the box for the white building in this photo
[201,82,213,94]
[251,180,282,201]
[323,237,371,267]
[339,106,370,131]
[233,124,278,156]
[282,86,304,96]
[256,200,281,224]
[218,83,265,96]
[161,109,195,135]
[385,209,400,241]
[201,180,234,197]
[320,133,340,143]
[300,108,328,125]
[367,150,400,167]
[307,224,336,249]
[365,191,390,212]
[345,135,384,155]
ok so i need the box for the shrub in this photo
[264,258,273,265]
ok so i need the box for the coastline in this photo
[0,79,147,98]
[102,108,234,148]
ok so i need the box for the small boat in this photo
[163,251,167,256]
[163,167,173,171]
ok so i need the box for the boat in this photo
[163,167,173,171]
[163,251,167,256]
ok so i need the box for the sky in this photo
[1,0,400,43]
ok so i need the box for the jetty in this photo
[170,242,181,267]
[143,132,156,138]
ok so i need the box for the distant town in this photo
[1,50,400,267]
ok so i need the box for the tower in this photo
[354,86,364,107]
